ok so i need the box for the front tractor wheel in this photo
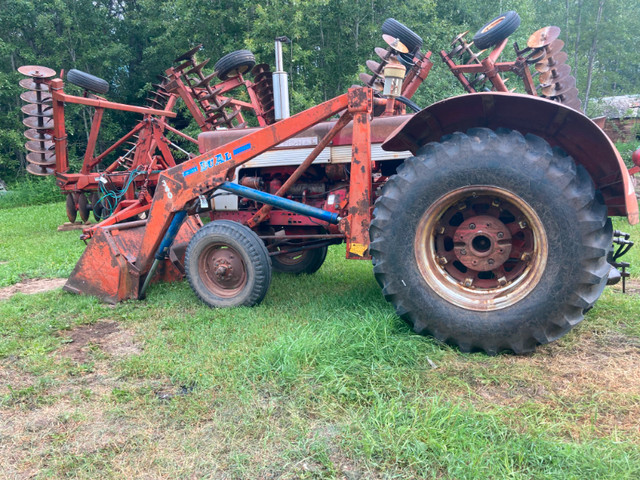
[370,128,612,354]
[185,220,272,308]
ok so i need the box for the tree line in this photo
[1,0,639,183]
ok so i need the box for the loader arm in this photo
[134,88,372,273]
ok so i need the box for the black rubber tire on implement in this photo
[381,18,423,53]
[272,245,328,274]
[472,11,521,50]
[67,69,110,94]
[214,50,256,81]
[369,128,612,355]
[185,220,272,308]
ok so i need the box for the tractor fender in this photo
[383,92,638,224]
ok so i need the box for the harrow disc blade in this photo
[27,163,55,176]
[20,91,52,103]
[450,31,470,46]
[65,193,77,222]
[194,72,217,88]
[251,63,270,75]
[541,76,576,97]
[535,51,568,72]
[375,47,392,61]
[17,65,56,78]
[21,103,53,117]
[185,58,211,76]
[23,116,54,130]
[527,26,561,49]
[544,39,565,56]
[174,44,203,63]
[78,193,90,223]
[382,34,409,53]
[359,73,383,91]
[24,129,52,142]
[366,60,384,75]
[253,71,273,84]
[25,140,54,153]
[538,64,571,84]
[26,151,56,166]
[19,78,49,92]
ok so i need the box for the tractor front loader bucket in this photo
[64,217,201,304]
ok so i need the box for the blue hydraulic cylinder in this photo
[154,210,188,261]
[217,181,340,224]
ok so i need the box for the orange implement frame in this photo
[65,87,374,303]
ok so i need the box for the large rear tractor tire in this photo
[185,220,272,308]
[370,128,611,354]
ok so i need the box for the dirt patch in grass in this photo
[611,277,640,295]
[450,335,640,438]
[0,278,67,301]
[59,321,141,364]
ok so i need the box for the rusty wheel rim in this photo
[198,243,247,298]
[414,186,548,311]
[481,16,506,34]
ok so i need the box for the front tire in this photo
[370,128,611,354]
[185,220,272,307]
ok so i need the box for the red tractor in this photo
[20,15,638,354]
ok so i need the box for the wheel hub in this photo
[453,215,512,270]
[200,245,247,296]
[414,186,548,311]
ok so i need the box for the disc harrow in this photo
[18,65,57,177]
[440,19,581,111]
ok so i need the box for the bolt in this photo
[464,278,473,287]
[492,199,500,207]
[460,249,467,255]
[457,202,466,210]
[488,258,495,265]
[437,226,445,235]
[437,256,448,265]
[497,276,507,286]
[469,223,476,229]
[518,220,528,229]
[520,252,532,262]
[497,232,504,238]
[215,265,228,277]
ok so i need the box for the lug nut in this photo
[464,278,473,287]
[469,223,476,229]
[497,232,504,238]
[460,249,467,255]
[518,220,528,229]
[520,252,531,262]
[488,258,495,265]
[497,276,507,286]
[437,256,448,265]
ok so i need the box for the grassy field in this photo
[1,202,639,479]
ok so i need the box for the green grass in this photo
[1,203,639,479]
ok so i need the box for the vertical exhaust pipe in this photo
[273,36,291,121]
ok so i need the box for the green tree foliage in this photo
[1,0,639,183]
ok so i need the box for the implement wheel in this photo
[472,11,521,50]
[185,220,272,307]
[370,128,611,354]
[214,50,256,81]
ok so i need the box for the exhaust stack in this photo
[273,36,291,121]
